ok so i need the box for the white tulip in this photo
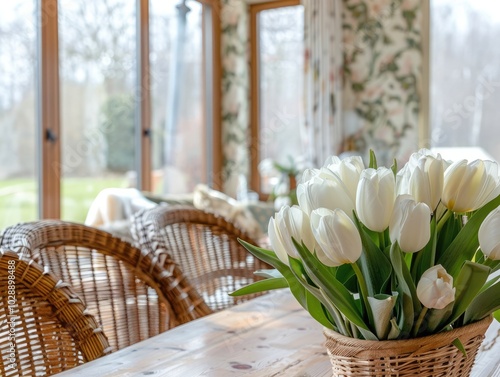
[397,152,444,211]
[324,156,365,203]
[356,167,396,232]
[310,208,362,266]
[416,265,456,310]
[442,159,500,213]
[268,206,316,265]
[389,195,432,253]
[479,205,500,260]
[297,171,355,218]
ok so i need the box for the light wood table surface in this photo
[56,289,500,377]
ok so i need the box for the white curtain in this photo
[302,0,343,166]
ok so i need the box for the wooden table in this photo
[56,290,500,377]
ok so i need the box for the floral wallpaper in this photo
[220,0,249,197]
[217,0,424,196]
[341,0,422,166]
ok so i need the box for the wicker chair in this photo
[132,205,272,312]
[0,249,111,376]
[0,220,185,352]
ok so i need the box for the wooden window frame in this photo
[39,0,61,219]
[36,0,222,221]
[249,0,301,199]
[137,0,152,191]
[199,0,223,191]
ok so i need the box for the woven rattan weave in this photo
[0,220,179,352]
[133,205,272,312]
[323,315,492,377]
[0,250,111,376]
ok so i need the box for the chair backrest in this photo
[0,249,111,376]
[133,205,272,312]
[0,220,178,352]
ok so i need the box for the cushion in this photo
[141,192,194,206]
[192,184,264,241]
[85,188,156,227]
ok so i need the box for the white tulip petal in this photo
[310,208,362,266]
[479,206,500,260]
[356,167,395,232]
[443,159,500,212]
[416,265,455,309]
[268,218,289,265]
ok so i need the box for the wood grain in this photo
[54,290,500,377]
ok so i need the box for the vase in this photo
[323,315,492,377]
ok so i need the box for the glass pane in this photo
[150,0,207,195]
[430,0,500,162]
[0,1,38,229]
[59,0,137,222]
[258,5,304,193]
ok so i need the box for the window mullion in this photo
[38,0,61,219]
[136,0,152,191]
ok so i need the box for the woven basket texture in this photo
[323,315,492,377]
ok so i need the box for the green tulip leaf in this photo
[390,158,398,177]
[336,263,355,284]
[230,277,289,296]
[479,273,500,294]
[388,317,401,340]
[353,213,392,296]
[305,289,336,330]
[293,239,377,340]
[464,279,500,324]
[411,216,437,283]
[426,301,454,333]
[435,211,461,261]
[369,149,378,169]
[390,243,421,336]
[237,240,308,310]
[494,309,500,323]
[452,338,467,357]
[368,293,398,339]
[288,256,337,330]
[444,261,491,328]
[254,269,284,279]
[492,261,500,273]
[438,194,500,278]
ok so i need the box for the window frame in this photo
[35,0,222,220]
[249,0,301,199]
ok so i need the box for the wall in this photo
[219,0,424,195]
[341,0,423,166]
[220,0,250,197]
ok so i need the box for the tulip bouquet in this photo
[231,149,500,341]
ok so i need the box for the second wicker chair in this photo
[133,205,271,312]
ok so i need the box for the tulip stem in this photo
[351,262,372,324]
[436,209,452,233]
[412,307,429,337]
[379,231,386,249]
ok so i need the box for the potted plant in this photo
[231,149,500,376]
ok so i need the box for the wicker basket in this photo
[323,316,492,377]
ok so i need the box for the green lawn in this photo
[0,177,127,230]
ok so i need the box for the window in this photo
[0,0,221,229]
[150,0,214,194]
[250,0,304,196]
[59,0,137,222]
[0,1,38,229]
[430,0,500,162]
